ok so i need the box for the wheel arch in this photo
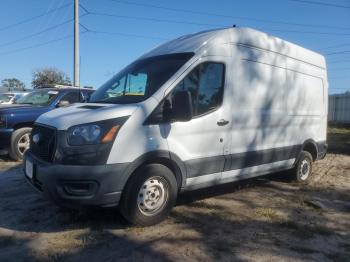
[13,122,33,131]
[123,150,187,191]
[302,139,318,161]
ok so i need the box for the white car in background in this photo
[0,92,30,105]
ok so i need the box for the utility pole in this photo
[74,0,80,87]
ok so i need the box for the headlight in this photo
[69,124,102,145]
[0,115,7,128]
[67,117,129,146]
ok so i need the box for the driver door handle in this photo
[217,119,229,126]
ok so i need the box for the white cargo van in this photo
[24,27,328,226]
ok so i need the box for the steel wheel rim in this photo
[137,176,169,216]
[300,159,310,180]
[17,133,30,155]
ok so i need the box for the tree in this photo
[1,78,26,91]
[32,67,71,88]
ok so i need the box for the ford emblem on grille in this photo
[33,133,40,144]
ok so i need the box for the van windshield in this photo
[90,53,194,104]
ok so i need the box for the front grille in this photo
[30,124,57,162]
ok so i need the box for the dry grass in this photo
[254,208,282,221]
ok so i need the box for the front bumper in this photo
[0,128,13,149]
[24,151,130,208]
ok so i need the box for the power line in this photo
[34,0,56,33]
[288,0,350,9]
[78,23,168,41]
[79,3,90,15]
[326,50,350,56]
[89,11,227,28]
[0,35,72,56]
[329,76,350,79]
[0,31,88,56]
[0,3,72,32]
[260,28,350,36]
[82,8,350,37]
[105,0,350,31]
[0,20,73,48]
[327,60,350,64]
[317,43,350,51]
[89,29,169,41]
[328,68,350,71]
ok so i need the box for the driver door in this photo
[163,60,231,187]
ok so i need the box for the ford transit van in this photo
[24,27,328,226]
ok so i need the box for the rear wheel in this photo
[120,164,178,226]
[9,127,32,161]
[291,151,313,183]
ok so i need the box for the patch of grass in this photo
[125,227,145,234]
[290,245,318,254]
[255,208,281,221]
[328,127,350,135]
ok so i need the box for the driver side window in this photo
[145,62,225,124]
[172,62,225,117]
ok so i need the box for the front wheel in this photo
[9,127,32,161]
[120,164,178,226]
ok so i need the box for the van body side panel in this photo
[229,44,293,157]
[184,35,327,187]
[284,58,328,146]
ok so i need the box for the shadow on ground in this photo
[0,160,349,261]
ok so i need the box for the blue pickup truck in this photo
[0,87,94,160]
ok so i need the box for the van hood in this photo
[36,103,139,130]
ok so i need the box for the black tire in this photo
[8,127,32,161]
[290,150,313,183]
[120,164,178,226]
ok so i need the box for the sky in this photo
[0,0,349,94]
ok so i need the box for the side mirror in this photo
[56,100,70,108]
[171,91,193,122]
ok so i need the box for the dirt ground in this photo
[0,128,349,262]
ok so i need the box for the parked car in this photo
[0,87,94,160]
[24,27,328,226]
[0,92,29,105]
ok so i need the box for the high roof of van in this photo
[141,27,326,69]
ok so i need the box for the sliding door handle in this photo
[217,119,229,126]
